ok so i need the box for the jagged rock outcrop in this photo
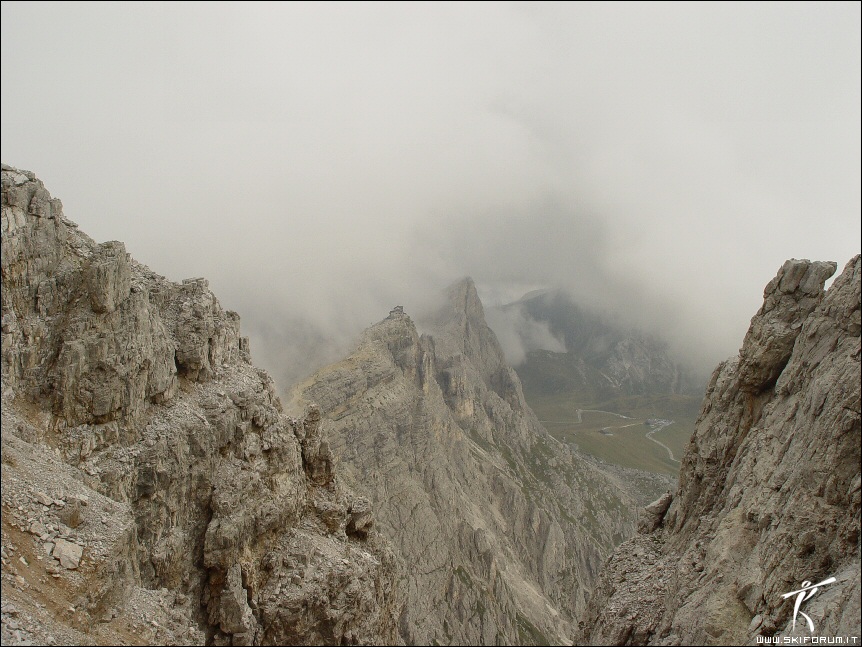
[637,492,673,534]
[577,257,861,645]
[1,164,402,645]
[291,278,636,645]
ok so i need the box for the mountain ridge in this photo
[290,276,638,645]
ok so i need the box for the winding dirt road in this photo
[645,421,679,463]
[539,409,680,464]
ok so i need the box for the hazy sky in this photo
[2,2,860,385]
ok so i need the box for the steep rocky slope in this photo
[0,164,402,645]
[577,256,861,644]
[291,279,636,645]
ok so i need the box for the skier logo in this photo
[780,576,836,632]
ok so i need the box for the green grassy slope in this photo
[527,392,701,476]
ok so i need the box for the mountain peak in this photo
[445,276,484,321]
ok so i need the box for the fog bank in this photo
[2,3,859,388]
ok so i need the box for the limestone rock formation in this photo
[637,492,673,534]
[0,164,402,645]
[577,256,861,645]
[291,277,637,645]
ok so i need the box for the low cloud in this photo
[484,304,567,367]
[2,3,858,390]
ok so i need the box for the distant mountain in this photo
[496,289,705,402]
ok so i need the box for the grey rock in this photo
[346,497,373,539]
[637,491,673,534]
[28,521,48,537]
[643,491,673,516]
[67,493,89,507]
[293,277,635,645]
[737,258,836,393]
[85,241,131,314]
[32,492,52,507]
[52,539,82,569]
[0,164,402,646]
[56,499,84,529]
[296,404,335,486]
[219,564,256,636]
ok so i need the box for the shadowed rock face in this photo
[292,276,637,645]
[1,164,402,646]
[578,256,861,645]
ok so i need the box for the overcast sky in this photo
[2,2,860,386]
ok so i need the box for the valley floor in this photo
[524,392,702,477]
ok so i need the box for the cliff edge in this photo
[0,164,402,645]
[577,256,861,644]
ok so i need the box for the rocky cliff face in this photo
[0,165,402,645]
[577,257,861,644]
[291,279,636,645]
